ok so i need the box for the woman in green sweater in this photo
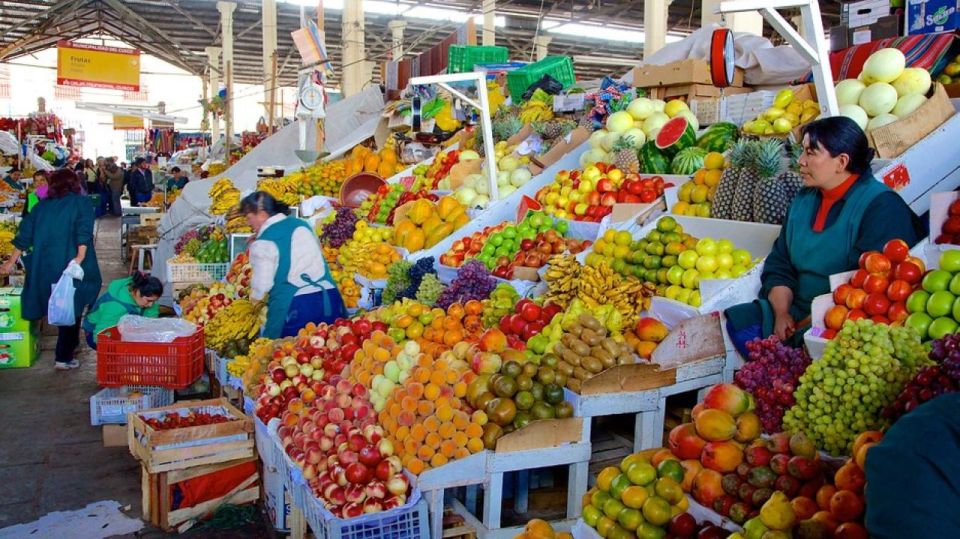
[83,272,163,349]
[725,117,923,355]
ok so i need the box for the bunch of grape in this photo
[882,365,958,421]
[436,260,497,310]
[734,336,811,433]
[382,260,413,305]
[930,333,960,381]
[783,319,929,455]
[415,274,445,306]
[175,229,200,254]
[396,257,437,300]
[481,283,520,328]
[320,207,359,248]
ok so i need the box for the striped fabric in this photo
[803,31,957,81]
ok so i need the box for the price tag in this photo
[553,94,585,112]
[883,163,911,190]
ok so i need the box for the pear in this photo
[759,491,796,531]
[789,431,817,458]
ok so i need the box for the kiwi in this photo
[571,340,591,357]
[619,342,634,355]
[573,366,592,381]
[601,338,620,356]
[561,333,578,348]
[557,361,575,377]
[590,346,614,364]
[581,356,604,374]
[567,377,582,393]
[578,314,603,332]
[580,328,602,346]
[561,349,582,367]
[553,342,570,357]
[564,321,584,336]
[618,352,636,365]
[597,353,617,369]
[555,371,568,387]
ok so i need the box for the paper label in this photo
[883,163,911,190]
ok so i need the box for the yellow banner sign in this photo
[113,114,143,130]
[57,41,140,91]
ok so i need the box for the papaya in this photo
[394,220,416,247]
[409,199,435,226]
[425,222,454,249]
[437,196,462,221]
[364,154,380,172]
[453,212,470,230]
[405,227,426,252]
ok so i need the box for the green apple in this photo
[676,288,692,304]
[717,252,734,269]
[665,285,682,300]
[923,269,953,293]
[690,290,702,307]
[681,268,700,289]
[928,316,959,340]
[940,250,960,273]
[953,296,960,321]
[677,250,699,270]
[730,264,748,278]
[927,290,955,318]
[656,216,677,233]
[949,273,960,295]
[905,312,933,340]
[696,255,718,273]
[715,268,732,279]
[695,238,718,256]
[661,255,678,268]
[906,290,931,313]
[667,266,684,285]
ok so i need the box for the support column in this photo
[388,20,406,60]
[702,0,763,36]
[341,0,365,97]
[262,0,278,121]
[534,35,551,61]
[643,0,668,59]
[482,0,496,46]
[205,46,221,143]
[217,1,236,146]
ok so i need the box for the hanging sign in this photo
[113,114,143,130]
[57,41,140,91]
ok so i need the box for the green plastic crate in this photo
[447,45,509,73]
[506,56,576,99]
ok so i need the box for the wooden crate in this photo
[128,397,255,473]
[141,456,260,533]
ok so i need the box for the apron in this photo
[82,290,142,335]
[257,216,339,338]
[725,176,887,347]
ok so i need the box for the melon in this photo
[671,147,708,175]
[866,113,899,131]
[677,109,700,132]
[510,168,532,187]
[859,82,898,117]
[642,112,670,136]
[891,67,932,97]
[589,129,607,149]
[579,148,607,167]
[601,131,622,152]
[640,142,671,175]
[606,111,635,134]
[651,99,667,112]
[664,99,689,118]
[839,104,869,130]
[696,122,739,153]
[892,93,927,118]
[655,116,697,156]
[623,127,647,148]
[835,79,867,106]
[862,48,906,84]
[627,97,656,121]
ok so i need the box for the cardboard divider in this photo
[632,59,745,88]
[493,417,584,453]
[867,83,956,159]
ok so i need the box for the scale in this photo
[294,70,330,164]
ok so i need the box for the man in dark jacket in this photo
[128,158,154,206]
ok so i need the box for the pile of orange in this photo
[377,349,487,474]
[419,301,484,357]
[349,331,400,389]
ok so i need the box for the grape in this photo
[783,319,930,456]
[415,274,445,306]
[436,260,497,309]
[481,283,520,328]
[734,336,811,433]
[320,207,359,248]
[382,260,413,304]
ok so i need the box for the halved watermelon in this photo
[655,116,697,156]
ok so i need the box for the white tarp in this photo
[622,24,811,86]
[154,86,385,295]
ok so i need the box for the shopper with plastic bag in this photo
[0,168,103,370]
[83,271,163,349]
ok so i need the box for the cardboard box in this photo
[907,0,960,35]
[842,0,892,27]
[946,83,960,98]
[867,83,957,159]
[693,90,776,127]
[646,84,752,103]
[830,15,902,51]
[633,59,745,89]
[0,288,32,332]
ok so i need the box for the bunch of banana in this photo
[226,208,252,233]
[205,299,262,352]
[209,178,241,215]
[227,354,250,377]
[604,277,655,327]
[258,177,300,206]
[543,254,581,308]
[576,259,621,310]
[519,100,554,123]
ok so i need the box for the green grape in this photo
[415,274,445,306]
[382,260,413,304]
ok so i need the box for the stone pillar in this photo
[482,0,496,46]
[205,46,221,142]
[262,0,278,120]
[342,0,365,97]
[643,0,668,59]
[534,35,551,61]
[388,20,406,60]
[217,1,236,143]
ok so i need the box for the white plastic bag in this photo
[117,315,197,343]
[48,261,84,326]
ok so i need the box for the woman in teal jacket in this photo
[725,117,923,354]
[83,272,163,349]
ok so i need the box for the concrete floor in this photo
[0,217,270,538]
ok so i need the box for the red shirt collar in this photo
[821,173,860,201]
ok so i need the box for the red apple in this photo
[345,462,372,484]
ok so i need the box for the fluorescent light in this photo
[545,22,686,44]
[573,55,641,67]
[279,0,505,24]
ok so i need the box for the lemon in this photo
[704,152,725,171]
[672,201,690,215]
[603,229,617,243]
[663,99,689,118]
[614,231,633,247]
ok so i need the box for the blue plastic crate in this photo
[300,474,428,539]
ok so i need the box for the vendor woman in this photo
[725,116,923,354]
[242,191,345,338]
[83,271,162,348]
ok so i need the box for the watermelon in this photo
[640,142,671,174]
[696,122,739,153]
[655,116,697,156]
[671,147,708,175]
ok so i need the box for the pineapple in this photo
[750,138,790,224]
[611,136,640,173]
[711,139,751,220]
[578,113,596,132]
[534,119,576,141]
[492,114,523,143]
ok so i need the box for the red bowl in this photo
[339,172,386,208]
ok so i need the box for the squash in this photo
[405,227,426,252]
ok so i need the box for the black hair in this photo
[130,271,163,298]
[239,191,290,217]
[800,116,875,174]
[170,167,181,173]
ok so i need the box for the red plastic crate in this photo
[96,327,205,389]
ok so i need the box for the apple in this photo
[905,311,933,339]
[922,270,953,293]
[928,316,959,340]
[863,274,889,295]
[927,290,955,317]
[941,250,960,273]
[387,474,410,497]
[883,239,910,263]
[864,253,892,275]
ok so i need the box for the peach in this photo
[734,411,761,443]
[851,430,883,457]
[768,431,791,454]
[635,317,669,343]
[703,384,752,416]
[691,468,724,507]
[694,409,737,442]
[700,441,743,473]
[470,352,502,375]
[668,423,707,460]
[691,402,706,420]
[679,459,702,491]
[478,328,508,353]
[790,496,818,521]
[809,511,839,534]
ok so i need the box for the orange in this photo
[464,299,483,315]
[395,314,414,329]
[443,329,464,347]
[430,453,448,468]
[524,519,556,539]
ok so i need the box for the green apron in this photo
[82,290,142,335]
[726,177,888,342]
[257,216,337,338]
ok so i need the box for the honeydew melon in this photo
[839,104,869,130]
[859,82,898,117]
[862,48,906,84]
[891,67,932,97]
[835,79,867,106]
[892,93,927,118]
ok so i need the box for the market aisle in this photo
[0,217,143,531]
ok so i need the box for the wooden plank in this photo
[494,418,583,453]
[167,475,259,530]
[144,441,255,474]
[165,455,259,483]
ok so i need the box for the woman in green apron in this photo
[83,271,162,349]
[241,192,345,339]
[725,117,923,355]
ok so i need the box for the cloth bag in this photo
[48,261,84,326]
